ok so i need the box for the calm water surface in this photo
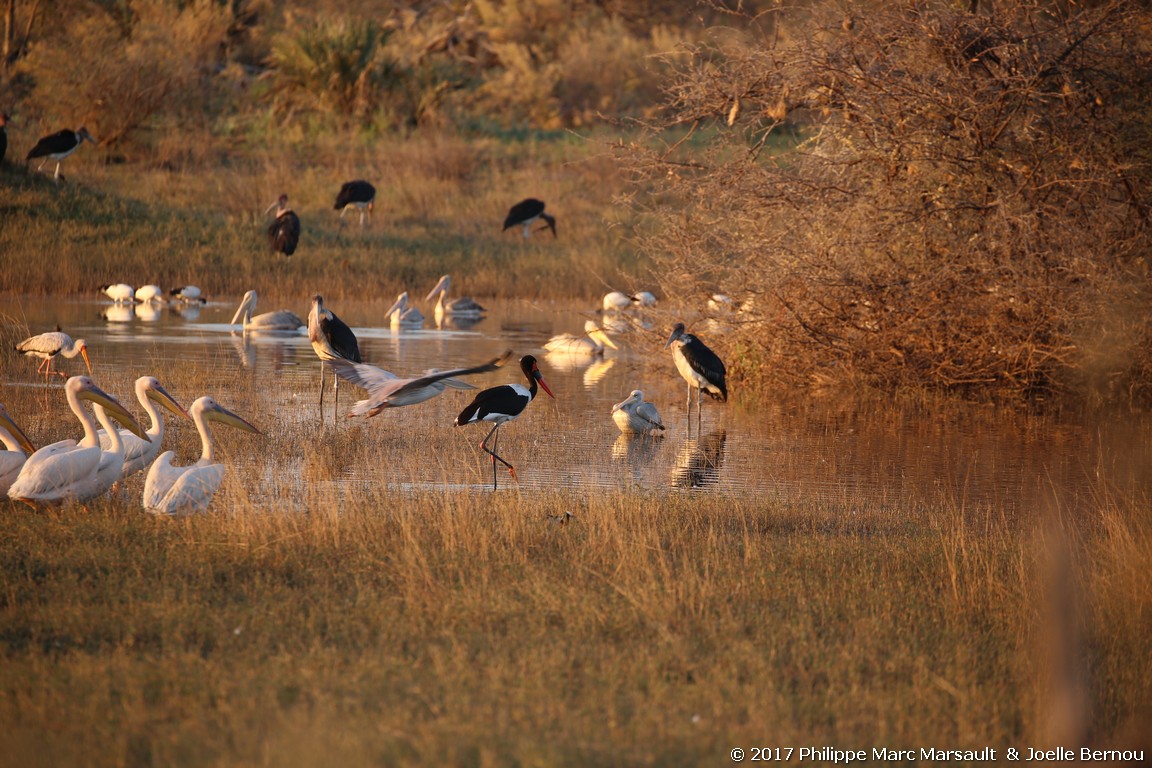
[5,295,1150,517]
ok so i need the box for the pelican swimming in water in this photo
[326,350,512,416]
[15,330,92,378]
[611,390,666,435]
[0,404,36,500]
[544,320,619,357]
[425,275,486,323]
[98,376,190,479]
[7,376,148,507]
[230,289,305,333]
[384,291,425,330]
[143,396,261,516]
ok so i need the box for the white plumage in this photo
[97,376,189,480]
[15,331,92,377]
[230,289,305,332]
[544,320,618,357]
[611,390,666,435]
[0,404,36,499]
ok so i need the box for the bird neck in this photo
[141,395,164,438]
[93,405,124,455]
[193,411,215,464]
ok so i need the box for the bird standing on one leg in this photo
[665,322,727,435]
[454,355,554,489]
[266,194,301,256]
[334,180,376,232]
[307,294,361,422]
[26,126,96,182]
[502,198,557,238]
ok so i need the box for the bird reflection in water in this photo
[134,302,162,322]
[542,353,615,389]
[230,334,255,368]
[173,303,202,322]
[611,433,663,481]
[434,313,485,331]
[670,430,727,489]
[101,305,134,324]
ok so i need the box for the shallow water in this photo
[4,294,1150,517]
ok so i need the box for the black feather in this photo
[268,210,301,256]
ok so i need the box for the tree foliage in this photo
[623,0,1152,403]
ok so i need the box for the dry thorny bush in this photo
[622,0,1152,405]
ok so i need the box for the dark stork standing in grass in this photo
[455,355,554,489]
[665,322,727,435]
[334,180,376,231]
[26,126,96,182]
[503,198,557,238]
[326,350,512,417]
[307,295,361,423]
[266,194,300,256]
[0,113,9,165]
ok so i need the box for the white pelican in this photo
[611,390,666,435]
[100,283,134,303]
[384,291,425,330]
[143,396,261,516]
[425,275,486,322]
[307,295,361,421]
[98,376,190,480]
[15,331,92,377]
[326,350,511,417]
[7,377,148,507]
[230,289,305,333]
[544,320,619,357]
[1,404,36,499]
[135,284,163,304]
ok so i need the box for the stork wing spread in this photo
[329,351,512,414]
[325,358,399,392]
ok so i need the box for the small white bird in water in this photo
[611,390,666,435]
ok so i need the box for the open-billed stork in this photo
[307,294,361,421]
[335,180,376,231]
[97,376,190,480]
[503,198,556,238]
[266,194,301,256]
[143,395,260,516]
[100,283,135,303]
[326,350,511,417]
[544,320,618,357]
[0,403,36,500]
[230,290,305,333]
[26,126,95,182]
[0,113,9,165]
[611,390,666,436]
[7,376,148,507]
[15,330,92,378]
[455,354,554,489]
[665,322,727,434]
[425,275,486,324]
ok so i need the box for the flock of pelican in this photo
[4,276,733,507]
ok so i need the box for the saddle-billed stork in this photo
[454,354,554,489]
[266,194,300,256]
[334,180,376,231]
[502,198,557,238]
[26,126,95,181]
[307,295,361,422]
[665,322,727,434]
[15,330,92,378]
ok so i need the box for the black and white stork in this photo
[26,126,95,182]
[15,330,92,378]
[266,194,301,256]
[334,180,376,231]
[0,113,9,165]
[454,354,555,489]
[502,198,557,238]
[307,294,361,422]
[100,283,135,304]
[325,350,512,417]
[169,285,206,304]
[665,322,727,434]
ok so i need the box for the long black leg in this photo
[318,362,326,424]
[480,422,515,489]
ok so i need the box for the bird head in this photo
[141,377,191,421]
[0,404,35,454]
[664,323,687,349]
[74,340,93,374]
[522,356,555,399]
[77,127,96,144]
[425,275,451,302]
[193,396,262,435]
[70,376,148,440]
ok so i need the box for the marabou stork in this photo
[26,126,95,181]
[15,330,92,378]
[665,322,727,434]
[143,396,261,516]
[326,350,512,417]
[611,390,666,435]
[307,295,361,422]
[266,194,300,256]
[454,354,554,489]
[502,198,557,238]
[0,113,9,165]
[0,403,36,500]
[334,180,376,231]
